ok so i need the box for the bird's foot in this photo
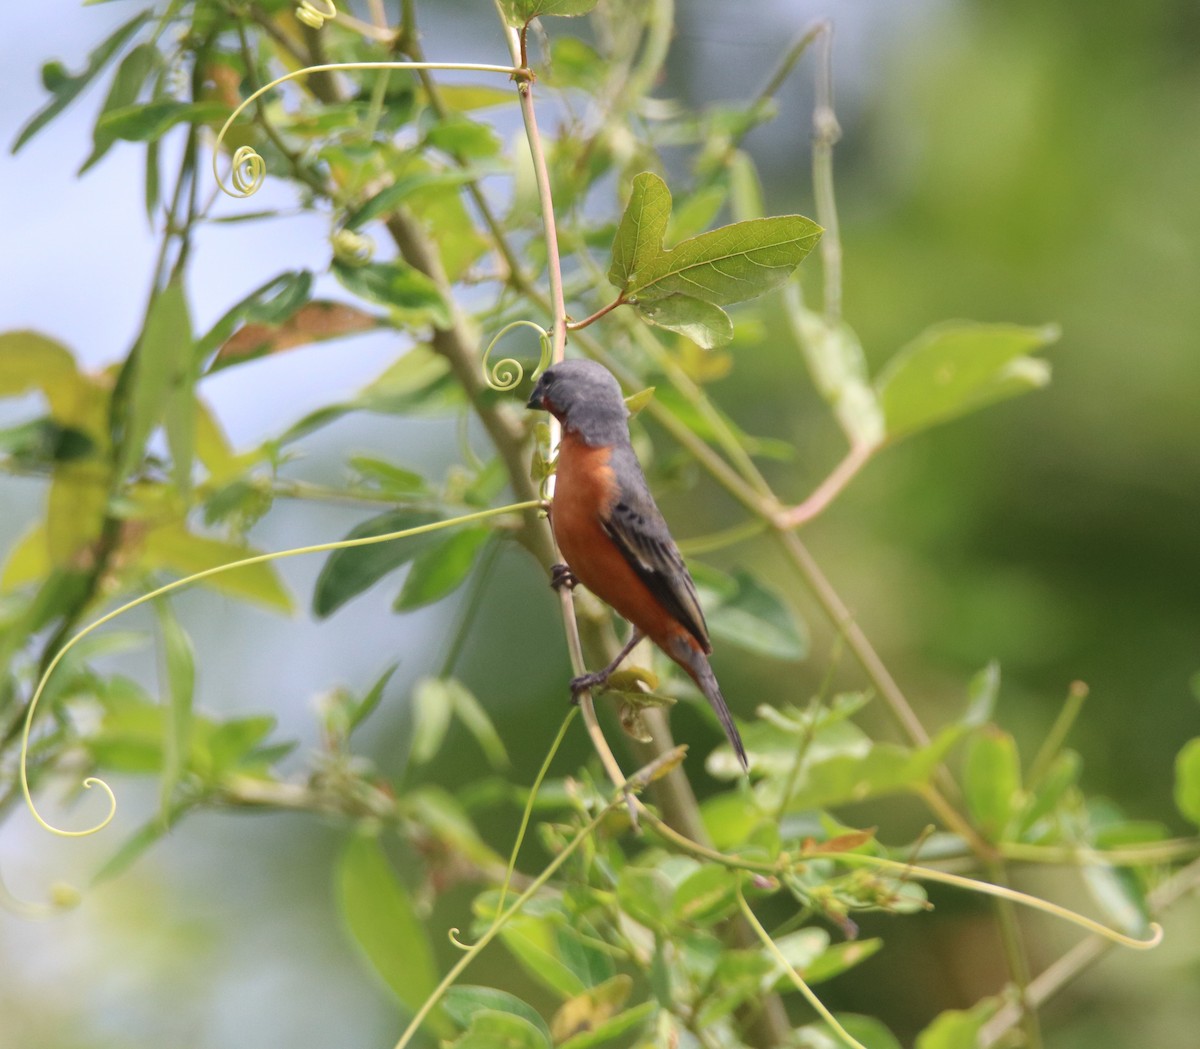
[550,563,578,591]
[569,669,609,703]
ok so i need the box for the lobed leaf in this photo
[609,172,672,292]
[637,294,733,349]
[498,0,599,28]
[629,215,822,306]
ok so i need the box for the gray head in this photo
[526,359,630,446]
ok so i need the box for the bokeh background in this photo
[2,1,1198,1047]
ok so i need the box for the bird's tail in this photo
[670,637,748,771]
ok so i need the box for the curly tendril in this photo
[229,145,266,198]
[295,0,338,30]
[482,320,552,392]
[19,501,543,840]
[212,61,521,199]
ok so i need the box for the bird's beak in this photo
[526,384,545,410]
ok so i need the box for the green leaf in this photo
[498,0,599,28]
[636,294,733,349]
[347,663,397,736]
[1081,863,1151,937]
[447,678,510,770]
[413,786,503,869]
[803,1015,903,1049]
[337,834,451,1035]
[426,84,514,111]
[961,661,1000,728]
[628,215,822,306]
[0,418,94,467]
[80,43,158,171]
[693,567,808,661]
[497,913,589,999]
[1175,738,1200,827]
[963,726,1022,840]
[12,9,151,152]
[96,100,229,142]
[673,864,739,925]
[311,508,441,618]
[155,599,194,819]
[765,726,965,810]
[615,866,674,931]
[0,330,86,421]
[915,998,1002,1049]
[410,677,455,765]
[609,172,673,292]
[1019,749,1080,833]
[449,1011,550,1049]
[423,114,502,159]
[344,169,483,231]
[785,297,884,448]
[349,456,429,495]
[559,1002,656,1049]
[802,938,885,984]
[204,715,278,776]
[443,987,552,1043]
[876,322,1058,441]
[333,260,451,328]
[394,527,492,611]
[117,277,193,485]
[767,927,830,987]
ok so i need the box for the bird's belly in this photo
[551,434,677,644]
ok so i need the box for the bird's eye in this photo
[542,371,556,385]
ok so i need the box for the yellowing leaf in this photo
[142,523,294,612]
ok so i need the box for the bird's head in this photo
[526,359,630,445]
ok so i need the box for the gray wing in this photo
[601,444,711,652]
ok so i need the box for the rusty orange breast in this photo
[550,430,678,646]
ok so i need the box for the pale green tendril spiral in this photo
[212,61,521,200]
[295,0,338,30]
[19,501,543,840]
[482,320,552,392]
[229,144,266,198]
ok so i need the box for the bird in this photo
[526,358,748,771]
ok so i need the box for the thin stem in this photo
[811,23,843,322]
[1027,680,1089,788]
[565,295,626,331]
[774,441,872,530]
[985,857,1043,1049]
[775,530,931,749]
[737,885,868,1049]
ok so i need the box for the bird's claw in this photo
[550,563,578,591]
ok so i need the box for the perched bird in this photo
[526,359,748,770]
